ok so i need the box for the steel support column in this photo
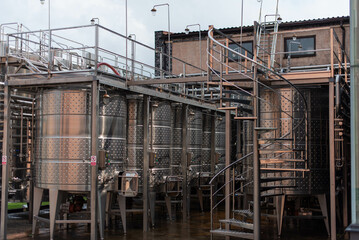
[210,111,216,174]
[253,22,261,240]
[329,80,336,239]
[0,84,10,240]
[143,95,150,231]
[182,105,189,220]
[225,93,231,233]
[90,80,99,240]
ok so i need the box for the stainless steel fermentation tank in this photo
[149,101,172,189]
[127,97,172,190]
[35,87,127,191]
[170,104,183,177]
[188,107,203,183]
[215,114,225,172]
[242,87,329,195]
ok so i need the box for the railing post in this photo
[94,24,99,76]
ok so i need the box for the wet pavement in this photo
[7,207,333,239]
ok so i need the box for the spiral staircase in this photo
[207,22,309,239]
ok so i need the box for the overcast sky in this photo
[0,0,350,46]
[0,0,350,73]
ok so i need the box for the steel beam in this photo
[0,84,10,240]
[90,80,99,240]
[329,80,336,239]
[143,95,150,231]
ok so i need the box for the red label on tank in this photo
[91,156,96,166]
[2,156,7,165]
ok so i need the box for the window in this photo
[284,36,315,58]
[227,41,253,61]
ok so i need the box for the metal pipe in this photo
[348,0,359,237]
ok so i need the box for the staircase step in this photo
[233,209,254,218]
[259,138,294,141]
[261,168,309,172]
[254,127,277,132]
[258,149,303,154]
[260,159,305,164]
[218,107,237,110]
[219,219,254,230]
[211,229,254,239]
[261,185,297,192]
[234,117,257,120]
[261,177,301,183]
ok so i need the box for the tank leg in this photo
[165,195,172,220]
[105,192,112,228]
[98,189,107,240]
[118,195,127,234]
[149,192,156,227]
[317,194,330,236]
[32,187,44,237]
[198,188,204,212]
[49,189,62,240]
[275,194,286,236]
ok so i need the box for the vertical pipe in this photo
[181,105,188,221]
[90,80,99,240]
[167,5,171,75]
[348,1,359,236]
[125,0,128,83]
[253,22,261,240]
[143,95,150,232]
[329,80,336,240]
[0,84,10,240]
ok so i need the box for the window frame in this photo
[226,40,254,62]
[284,35,316,58]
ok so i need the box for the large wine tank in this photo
[215,114,226,173]
[242,87,329,195]
[149,101,172,188]
[202,112,212,173]
[188,107,203,182]
[35,88,127,191]
[171,104,183,176]
[127,96,144,192]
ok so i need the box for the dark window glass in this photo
[285,36,315,57]
[228,41,253,61]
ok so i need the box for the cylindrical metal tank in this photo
[188,107,203,182]
[35,88,127,191]
[202,112,212,173]
[215,114,226,173]
[242,87,329,195]
[149,101,172,187]
[126,96,144,191]
[171,104,183,176]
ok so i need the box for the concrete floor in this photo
[6,207,332,240]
